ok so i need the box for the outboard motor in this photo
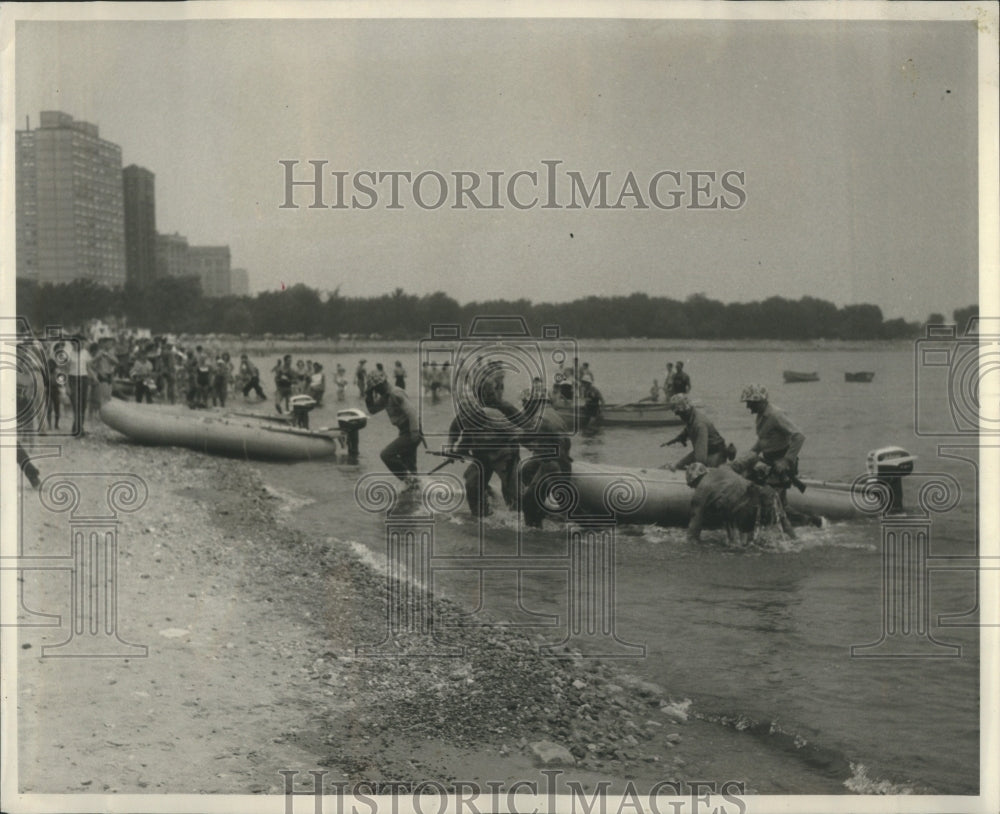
[337,408,367,458]
[865,446,917,514]
[289,394,317,428]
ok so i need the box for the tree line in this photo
[15,276,977,341]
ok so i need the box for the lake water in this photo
[247,344,981,794]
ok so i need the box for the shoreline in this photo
[14,421,855,797]
[175,334,917,357]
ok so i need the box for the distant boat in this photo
[845,371,875,383]
[783,371,820,383]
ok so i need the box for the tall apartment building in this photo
[16,111,126,286]
[155,231,191,278]
[123,165,157,288]
[229,268,250,297]
[188,245,232,297]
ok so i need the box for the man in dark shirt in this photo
[671,361,691,395]
[578,379,604,430]
[366,369,422,486]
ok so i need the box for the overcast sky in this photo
[10,11,983,321]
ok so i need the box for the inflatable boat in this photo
[100,400,365,462]
[556,447,915,526]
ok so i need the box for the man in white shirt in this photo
[65,336,92,436]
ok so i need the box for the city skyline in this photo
[15,110,244,296]
[5,9,992,323]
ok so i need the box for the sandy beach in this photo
[13,417,772,800]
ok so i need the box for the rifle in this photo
[425,448,469,475]
[660,431,688,448]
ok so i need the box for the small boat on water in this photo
[783,371,820,383]
[552,401,683,429]
[549,383,682,429]
[845,371,875,383]
[100,399,364,461]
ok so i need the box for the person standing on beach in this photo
[239,354,266,400]
[212,353,233,407]
[365,369,422,487]
[130,353,156,404]
[66,336,92,435]
[158,341,178,405]
[193,346,213,408]
[393,360,407,389]
[184,351,199,408]
[46,344,65,430]
[90,340,117,408]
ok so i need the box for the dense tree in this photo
[131,276,205,334]
[836,304,884,340]
[953,304,978,333]
[14,279,929,340]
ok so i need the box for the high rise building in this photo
[155,231,191,278]
[123,165,157,288]
[229,268,250,297]
[16,111,126,286]
[188,245,232,297]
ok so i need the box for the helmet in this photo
[366,369,387,391]
[740,384,768,403]
[669,394,693,413]
[685,462,709,486]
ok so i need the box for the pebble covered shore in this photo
[15,423,718,797]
